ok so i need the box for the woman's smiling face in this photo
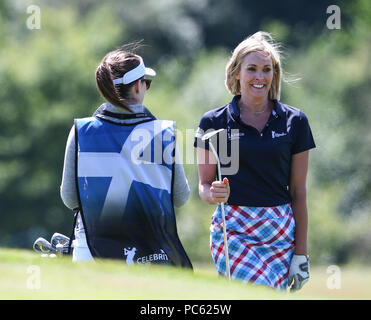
[236,50,274,100]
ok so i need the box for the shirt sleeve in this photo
[60,125,79,211]
[292,111,316,154]
[173,141,190,207]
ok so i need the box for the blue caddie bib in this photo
[74,115,192,269]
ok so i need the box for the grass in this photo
[0,248,370,300]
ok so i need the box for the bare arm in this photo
[196,147,229,204]
[289,150,310,255]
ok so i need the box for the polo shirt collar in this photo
[229,95,284,119]
[229,95,241,120]
[272,99,285,118]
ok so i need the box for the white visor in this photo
[113,56,156,85]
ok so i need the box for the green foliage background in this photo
[0,0,370,267]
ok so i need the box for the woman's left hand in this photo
[288,254,310,292]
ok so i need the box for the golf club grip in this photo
[209,143,222,181]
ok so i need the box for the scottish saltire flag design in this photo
[73,116,193,268]
[76,117,175,231]
[210,204,295,290]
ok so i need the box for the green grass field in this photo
[1,248,370,300]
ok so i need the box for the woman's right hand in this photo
[209,177,230,204]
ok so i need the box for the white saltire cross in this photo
[78,121,174,222]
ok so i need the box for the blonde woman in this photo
[60,45,192,268]
[194,32,315,290]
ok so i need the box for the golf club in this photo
[33,237,57,254]
[51,232,70,255]
[201,129,231,280]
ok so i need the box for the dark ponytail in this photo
[95,49,141,113]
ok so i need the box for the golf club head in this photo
[201,128,225,141]
[33,237,57,254]
[51,233,70,247]
[51,233,70,254]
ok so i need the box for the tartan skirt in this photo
[210,203,295,290]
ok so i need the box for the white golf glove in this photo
[288,254,310,292]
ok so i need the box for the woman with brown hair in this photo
[60,45,192,269]
[194,32,315,290]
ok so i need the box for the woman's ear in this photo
[134,79,140,93]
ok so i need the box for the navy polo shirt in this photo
[194,95,316,207]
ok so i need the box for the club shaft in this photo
[209,142,231,280]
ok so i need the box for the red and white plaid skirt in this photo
[210,203,295,290]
